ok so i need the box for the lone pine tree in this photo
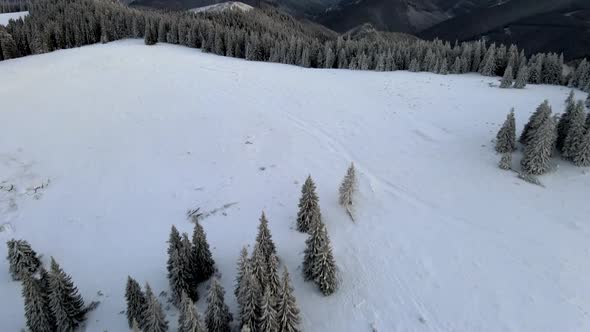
[557,91,576,152]
[48,257,86,331]
[178,292,207,332]
[521,115,557,175]
[7,239,41,281]
[205,278,232,332]
[495,109,517,153]
[126,276,147,329]
[192,219,215,283]
[255,212,277,262]
[562,100,586,160]
[276,267,301,332]
[296,176,321,233]
[338,162,357,207]
[500,65,513,88]
[142,283,169,332]
[22,273,54,332]
[258,286,278,332]
[520,100,552,145]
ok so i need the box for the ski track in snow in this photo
[0,40,589,331]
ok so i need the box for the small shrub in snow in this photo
[205,278,232,332]
[495,109,517,153]
[7,239,41,281]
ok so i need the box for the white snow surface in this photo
[190,1,253,13]
[1,40,589,332]
[0,11,28,25]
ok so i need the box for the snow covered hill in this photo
[190,1,253,13]
[0,40,589,332]
[0,11,28,25]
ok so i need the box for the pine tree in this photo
[302,215,324,281]
[255,212,277,262]
[192,219,215,283]
[562,100,587,160]
[498,152,512,170]
[178,292,207,332]
[205,278,232,332]
[521,115,557,175]
[267,253,281,299]
[250,244,269,288]
[311,225,338,296]
[234,246,249,299]
[126,276,147,329]
[479,44,496,76]
[557,90,577,151]
[513,64,528,89]
[22,273,54,332]
[38,267,55,329]
[142,283,168,332]
[495,109,517,153]
[169,232,196,307]
[48,257,86,331]
[239,272,259,332]
[499,65,513,88]
[296,176,321,233]
[276,267,301,332]
[7,239,41,281]
[520,100,552,145]
[338,162,357,207]
[257,286,278,332]
[167,226,182,275]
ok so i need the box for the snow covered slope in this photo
[0,40,589,332]
[190,1,253,13]
[0,11,27,25]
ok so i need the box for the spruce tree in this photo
[521,115,557,175]
[520,100,552,145]
[498,152,512,170]
[38,267,55,329]
[276,267,301,332]
[255,212,277,261]
[557,90,576,151]
[192,219,215,283]
[235,246,249,300]
[125,276,147,329]
[169,232,196,307]
[338,162,357,207]
[142,283,168,332]
[479,44,496,76]
[302,215,324,281]
[513,64,528,88]
[205,278,232,332]
[573,126,590,166]
[239,272,259,332]
[167,225,182,275]
[48,257,86,331]
[7,239,41,281]
[499,65,513,88]
[22,273,54,332]
[250,244,269,288]
[258,286,278,332]
[178,292,207,332]
[562,101,586,160]
[311,226,338,296]
[495,109,517,153]
[296,176,321,233]
[267,253,281,299]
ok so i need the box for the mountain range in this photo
[129,0,590,60]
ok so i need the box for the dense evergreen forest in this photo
[0,0,589,92]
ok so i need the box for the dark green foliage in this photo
[142,283,168,332]
[125,276,147,329]
[255,212,277,263]
[257,286,278,332]
[267,253,281,299]
[22,273,54,332]
[239,271,259,332]
[178,292,207,332]
[557,91,576,152]
[495,109,517,153]
[296,176,321,233]
[205,278,232,332]
[250,244,268,288]
[48,257,85,331]
[234,246,249,300]
[170,233,198,307]
[192,219,215,283]
[276,267,301,332]
[520,100,552,145]
[6,239,41,281]
[562,101,586,160]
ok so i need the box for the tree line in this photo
[0,0,589,92]
[7,166,358,331]
[0,0,27,13]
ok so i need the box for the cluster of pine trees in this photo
[7,239,94,332]
[0,0,589,92]
[0,0,26,13]
[495,91,590,177]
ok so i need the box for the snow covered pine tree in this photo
[7,239,41,281]
[296,176,322,233]
[495,108,517,153]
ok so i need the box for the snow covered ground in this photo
[0,11,28,25]
[0,40,589,332]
